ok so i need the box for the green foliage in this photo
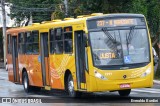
[67,0,160,36]
[8,0,61,26]
[6,0,160,78]
[147,0,160,36]
[155,63,160,80]
[7,0,160,36]
[51,2,65,19]
[129,0,147,16]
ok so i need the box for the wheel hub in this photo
[24,77,28,89]
[68,80,74,93]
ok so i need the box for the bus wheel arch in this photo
[64,69,71,91]
[22,68,27,82]
[64,69,81,98]
[22,68,41,92]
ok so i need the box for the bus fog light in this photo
[94,70,107,80]
[141,67,151,77]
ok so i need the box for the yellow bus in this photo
[7,13,153,97]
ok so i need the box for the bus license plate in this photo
[120,84,130,88]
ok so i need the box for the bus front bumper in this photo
[87,75,153,92]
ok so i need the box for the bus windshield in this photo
[89,27,150,66]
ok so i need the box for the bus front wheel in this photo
[118,89,131,96]
[67,74,81,98]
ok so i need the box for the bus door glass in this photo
[40,32,50,86]
[75,31,86,89]
[11,36,19,83]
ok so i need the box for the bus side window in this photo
[7,34,11,54]
[32,31,39,54]
[64,26,73,53]
[55,28,63,54]
[25,31,32,54]
[49,29,55,54]
[18,32,25,54]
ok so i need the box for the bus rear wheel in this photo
[23,72,31,93]
[67,74,81,98]
[118,89,131,96]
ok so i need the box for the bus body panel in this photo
[28,55,43,87]
[6,13,153,94]
[18,54,26,84]
[8,54,14,82]
[49,54,77,90]
[49,54,65,89]
[87,63,153,92]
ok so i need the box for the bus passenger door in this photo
[75,31,86,90]
[11,36,20,83]
[40,32,50,88]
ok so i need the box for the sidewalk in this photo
[0,62,4,68]
[153,80,160,85]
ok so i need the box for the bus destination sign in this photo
[97,19,136,27]
[87,18,145,29]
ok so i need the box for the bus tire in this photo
[23,72,31,93]
[118,89,131,96]
[67,74,81,98]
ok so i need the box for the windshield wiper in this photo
[126,26,135,55]
[102,27,116,43]
[126,26,135,45]
[102,27,122,58]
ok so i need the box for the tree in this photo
[8,0,61,26]
[8,0,160,37]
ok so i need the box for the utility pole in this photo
[64,0,68,17]
[29,12,33,25]
[1,0,6,66]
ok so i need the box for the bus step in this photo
[44,86,51,90]
[77,89,87,92]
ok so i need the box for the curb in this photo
[153,80,160,85]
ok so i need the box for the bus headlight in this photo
[141,67,151,77]
[94,70,107,80]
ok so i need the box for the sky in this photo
[0,4,15,27]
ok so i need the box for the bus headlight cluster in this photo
[141,67,151,77]
[94,70,107,80]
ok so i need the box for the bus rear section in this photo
[7,33,21,84]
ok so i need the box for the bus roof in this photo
[87,13,145,21]
[7,17,86,34]
[6,13,145,34]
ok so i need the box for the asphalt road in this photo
[0,69,160,106]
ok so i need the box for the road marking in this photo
[0,73,8,75]
[130,92,138,95]
[138,88,160,92]
[154,80,160,85]
[132,88,160,94]
[0,72,7,74]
